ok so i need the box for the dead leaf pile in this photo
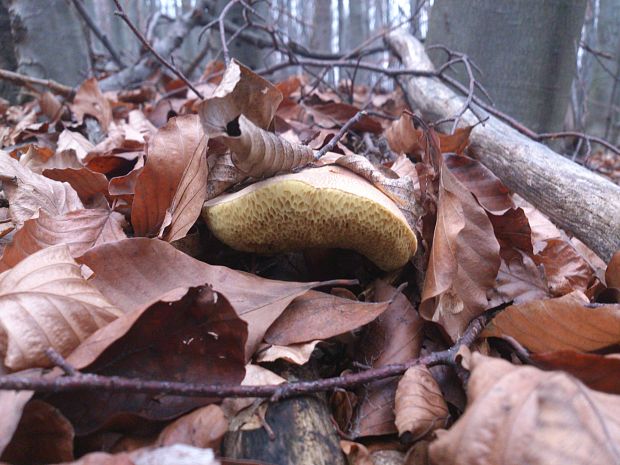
[0,57,617,465]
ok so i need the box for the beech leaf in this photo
[0,245,122,370]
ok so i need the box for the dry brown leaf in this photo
[38,91,63,122]
[483,291,620,353]
[445,154,514,214]
[386,113,472,155]
[429,353,620,465]
[255,340,321,365]
[71,78,112,131]
[394,365,449,441]
[488,255,549,306]
[43,167,110,207]
[49,285,246,434]
[532,351,620,395]
[350,280,424,438]
[131,115,207,240]
[57,444,218,465]
[198,59,282,135]
[340,440,374,465]
[420,164,501,339]
[155,404,227,451]
[218,114,315,178]
[0,245,122,370]
[535,239,595,296]
[77,237,351,359]
[304,102,383,134]
[20,144,82,174]
[264,290,390,346]
[55,129,95,163]
[607,250,620,289]
[0,151,84,226]
[0,208,126,269]
[221,364,285,418]
[0,400,74,465]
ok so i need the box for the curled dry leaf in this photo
[221,364,286,418]
[482,291,620,353]
[0,245,122,370]
[429,353,620,465]
[420,164,500,339]
[264,290,390,346]
[0,208,126,270]
[57,444,218,465]
[70,78,112,131]
[49,285,246,434]
[0,152,84,226]
[206,152,247,200]
[0,389,38,456]
[395,365,449,441]
[77,238,351,359]
[218,114,315,178]
[198,59,282,136]
[488,254,549,307]
[256,340,321,365]
[131,115,207,241]
[20,144,82,174]
[203,165,418,271]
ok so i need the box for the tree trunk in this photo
[0,1,18,102]
[386,31,620,262]
[426,0,587,133]
[310,0,333,53]
[586,0,620,144]
[6,0,91,88]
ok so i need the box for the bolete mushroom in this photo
[202,165,417,271]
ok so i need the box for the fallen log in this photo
[386,31,620,262]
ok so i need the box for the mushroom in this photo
[202,165,418,271]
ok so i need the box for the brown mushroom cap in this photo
[202,165,418,271]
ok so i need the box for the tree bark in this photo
[6,0,91,88]
[386,31,620,262]
[426,0,587,134]
[0,1,18,102]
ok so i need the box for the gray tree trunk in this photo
[586,0,620,144]
[6,0,91,87]
[0,1,18,102]
[426,0,587,133]
[310,0,333,53]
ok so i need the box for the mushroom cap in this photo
[202,165,418,271]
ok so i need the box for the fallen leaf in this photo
[0,208,126,269]
[532,351,620,394]
[255,340,321,365]
[0,389,36,456]
[155,404,228,450]
[0,152,84,226]
[0,400,73,465]
[340,440,374,465]
[43,167,110,207]
[394,365,449,441]
[607,251,620,289]
[58,444,218,465]
[198,59,282,136]
[305,102,383,133]
[483,291,620,353]
[0,245,122,370]
[488,255,549,306]
[49,285,246,434]
[131,115,207,240]
[55,129,95,163]
[535,239,594,296]
[20,144,81,174]
[71,78,112,131]
[77,238,352,359]
[205,152,247,201]
[420,164,501,339]
[350,280,424,437]
[264,290,390,346]
[429,353,620,465]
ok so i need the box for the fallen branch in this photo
[386,31,620,261]
[0,313,490,400]
[0,68,74,98]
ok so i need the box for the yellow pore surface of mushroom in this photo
[202,166,417,271]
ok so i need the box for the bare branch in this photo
[0,68,74,98]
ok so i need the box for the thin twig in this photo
[218,0,242,66]
[0,314,491,399]
[112,0,204,99]
[0,68,74,98]
[315,110,368,159]
[70,0,125,68]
